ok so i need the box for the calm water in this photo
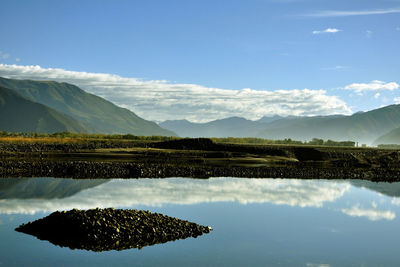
[1,177,400,266]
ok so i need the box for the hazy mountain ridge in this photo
[258,105,400,144]
[161,106,400,144]
[0,85,87,133]
[373,127,400,145]
[0,77,175,136]
[256,115,285,124]
[160,116,271,138]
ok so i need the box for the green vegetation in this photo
[212,137,355,147]
[0,130,178,141]
[0,77,175,136]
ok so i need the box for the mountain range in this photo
[0,85,87,133]
[160,117,272,138]
[160,105,400,145]
[2,76,400,145]
[0,77,175,136]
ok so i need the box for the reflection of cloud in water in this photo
[391,198,400,206]
[0,178,349,214]
[341,204,395,221]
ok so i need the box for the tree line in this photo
[0,131,356,147]
[211,137,355,147]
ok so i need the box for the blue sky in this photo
[0,0,399,122]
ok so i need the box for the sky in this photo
[0,0,399,122]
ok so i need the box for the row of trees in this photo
[0,131,178,141]
[211,137,356,147]
[0,131,356,147]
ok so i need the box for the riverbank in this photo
[1,138,399,181]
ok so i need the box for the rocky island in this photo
[16,208,212,251]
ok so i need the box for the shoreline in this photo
[1,138,400,182]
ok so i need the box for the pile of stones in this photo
[16,208,212,251]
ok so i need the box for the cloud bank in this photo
[344,80,399,93]
[304,8,400,17]
[0,64,351,122]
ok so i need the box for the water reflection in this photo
[1,178,400,266]
[350,180,400,197]
[0,178,108,199]
[341,204,396,221]
[0,178,351,214]
[0,178,399,222]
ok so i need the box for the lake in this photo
[1,177,400,266]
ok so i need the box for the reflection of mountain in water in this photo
[0,178,108,199]
[350,180,400,198]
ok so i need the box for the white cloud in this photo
[394,97,400,104]
[268,0,301,2]
[312,28,342,34]
[366,30,373,38]
[0,64,351,122]
[304,8,400,17]
[0,178,350,214]
[306,264,331,267]
[341,204,395,221]
[344,80,399,93]
[374,93,381,99]
[321,65,348,71]
[15,58,20,62]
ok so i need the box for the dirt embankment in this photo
[1,138,400,182]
